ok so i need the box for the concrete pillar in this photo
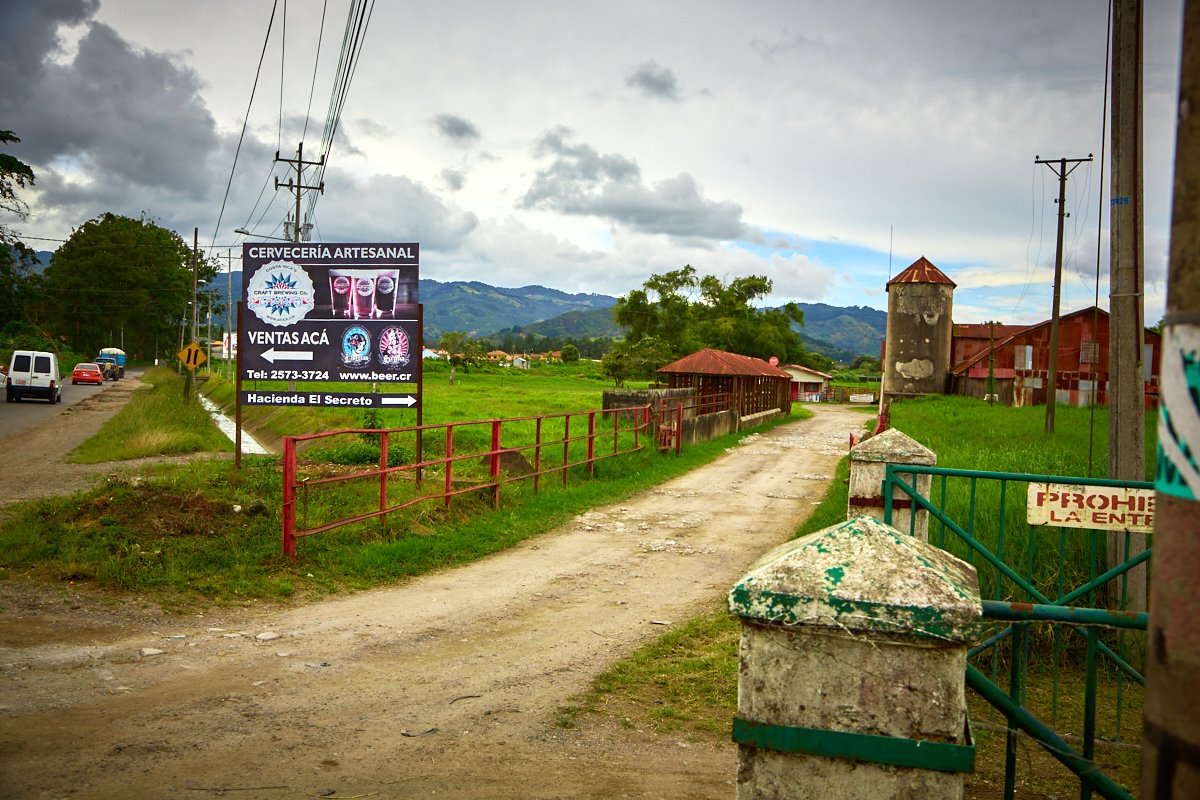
[729,515,981,800]
[848,428,937,541]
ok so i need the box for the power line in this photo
[207,0,280,258]
[306,0,376,228]
[301,0,330,144]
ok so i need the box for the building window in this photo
[1081,339,1099,364]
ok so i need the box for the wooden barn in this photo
[949,307,1161,408]
[657,348,793,418]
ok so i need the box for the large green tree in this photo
[43,213,214,358]
[612,266,819,366]
[0,131,45,332]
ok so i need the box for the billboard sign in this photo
[239,243,420,405]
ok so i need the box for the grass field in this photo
[0,363,810,610]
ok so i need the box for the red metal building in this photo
[948,307,1161,408]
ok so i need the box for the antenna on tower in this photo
[889,225,894,277]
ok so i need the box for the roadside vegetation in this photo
[0,364,812,611]
[70,367,232,463]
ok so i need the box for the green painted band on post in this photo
[732,717,976,773]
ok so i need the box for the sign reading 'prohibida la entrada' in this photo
[1026,482,1155,533]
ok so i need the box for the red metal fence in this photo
[281,404,652,557]
[657,392,733,453]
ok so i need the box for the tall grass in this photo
[887,395,1156,606]
[70,367,233,463]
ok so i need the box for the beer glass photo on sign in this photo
[351,271,376,319]
[374,270,398,318]
[328,269,352,318]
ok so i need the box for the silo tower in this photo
[882,256,956,398]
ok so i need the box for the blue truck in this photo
[95,347,126,380]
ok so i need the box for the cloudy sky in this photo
[0,0,1186,324]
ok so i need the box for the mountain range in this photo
[32,250,884,359]
[204,273,887,361]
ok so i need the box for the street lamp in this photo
[234,228,291,241]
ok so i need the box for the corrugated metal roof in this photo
[953,323,1030,340]
[657,348,792,377]
[782,364,833,379]
[887,256,956,288]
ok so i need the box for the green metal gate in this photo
[883,465,1151,799]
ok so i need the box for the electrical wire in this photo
[301,0,330,144]
[1014,163,1047,314]
[207,0,280,257]
[1088,0,1113,477]
[305,0,376,228]
[278,0,286,153]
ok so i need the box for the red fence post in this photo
[444,425,454,509]
[282,436,297,559]
[676,401,683,455]
[379,431,389,525]
[562,415,571,488]
[491,419,502,510]
[534,417,543,493]
[587,411,597,476]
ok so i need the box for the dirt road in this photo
[0,404,865,799]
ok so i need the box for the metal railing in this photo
[883,465,1151,799]
[281,404,652,557]
[657,392,733,453]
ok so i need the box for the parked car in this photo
[6,350,62,403]
[72,362,105,385]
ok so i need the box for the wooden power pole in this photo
[274,142,324,241]
[1109,0,1146,481]
[1035,154,1092,433]
[1142,3,1199,793]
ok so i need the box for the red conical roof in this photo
[887,256,956,288]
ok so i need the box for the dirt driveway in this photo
[0,401,865,799]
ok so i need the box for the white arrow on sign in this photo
[381,395,418,407]
[261,347,314,364]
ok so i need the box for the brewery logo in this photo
[378,326,410,366]
[246,261,315,326]
[340,326,371,368]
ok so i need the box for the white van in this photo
[6,350,62,403]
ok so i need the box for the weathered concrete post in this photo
[729,515,981,799]
[848,427,936,541]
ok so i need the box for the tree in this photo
[612,265,700,353]
[0,131,35,220]
[0,131,42,329]
[437,331,483,384]
[601,336,673,387]
[560,343,580,362]
[43,213,213,357]
[613,266,816,365]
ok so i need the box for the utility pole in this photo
[226,249,234,382]
[1110,0,1147,482]
[185,227,198,402]
[274,142,324,241]
[1035,154,1093,433]
[1108,0,1149,613]
[1142,4,1198,794]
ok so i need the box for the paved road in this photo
[0,373,121,440]
[0,370,157,507]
